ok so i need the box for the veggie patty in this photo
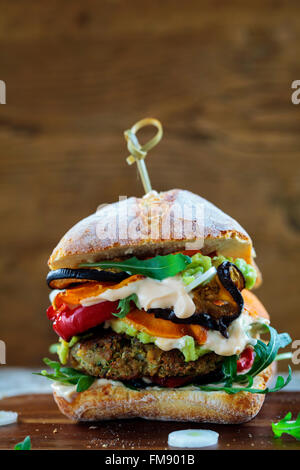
[70,329,223,381]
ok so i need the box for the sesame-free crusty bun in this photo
[52,365,273,424]
[48,189,260,281]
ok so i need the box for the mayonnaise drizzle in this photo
[107,312,268,357]
[80,275,196,319]
[49,289,64,304]
[154,336,191,352]
[51,378,124,403]
[204,313,265,356]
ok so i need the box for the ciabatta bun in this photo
[53,364,274,424]
[48,189,260,285]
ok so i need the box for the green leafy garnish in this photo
[34,358,95,392]
[243,326,291,381]
[76,375,95,393]
[272,412,300,440]
[113,294,139,318]
[49,343,59,354]
[275,352,293,361]
[195,366,292,395]
[79,254,191,280]
[14,436,31,450]
[221,325,291,387]
[194,325,292,394]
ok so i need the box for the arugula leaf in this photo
[222,354,238,387]
[193,325,292,395]
[76,375,95,393]
[14,436,31,450]
[220,325,292,388]
[113,294,139,318]
[244,326,292,381]
[272,411,300,440]
[275,352,293,361]
[34,358,95,392]
[49,343,59,354]
[43,357,61,371]
[79,254,191,280]
[195,366,292,395]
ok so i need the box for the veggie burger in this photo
[41,189,291,423]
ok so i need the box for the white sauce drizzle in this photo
[80,275,195,319]
[49,289,64,304]
[204,313,266,356]
[50,274,269,357]
[51,378,124,403]
[106,313,268,357]
[154,336,191,352]
[51,382,77,402]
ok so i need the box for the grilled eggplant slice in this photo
[47,268,130,289]
[148,261,245,338]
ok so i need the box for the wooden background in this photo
[0,0,299,367]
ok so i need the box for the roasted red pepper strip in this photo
[237,347,255,373]
[47,301,118,341]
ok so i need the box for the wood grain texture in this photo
[0,0,299,366]
[0,393,299,450]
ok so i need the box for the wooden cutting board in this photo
[0,392,299,450]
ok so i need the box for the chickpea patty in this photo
[70,329,223,381]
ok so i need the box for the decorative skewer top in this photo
[124,118,163,194]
